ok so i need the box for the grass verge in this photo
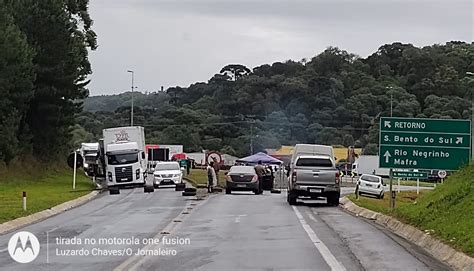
[348,164,474,257]
[186,169,227,187]
[0,164,95,224]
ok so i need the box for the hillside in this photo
[78,42,474,157]
[394,164,474,256]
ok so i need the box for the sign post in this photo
[416,178,419,195]
[389,169,393,209]
[73,151,77,190]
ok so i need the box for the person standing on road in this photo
[212,157,220,186]
[254,160,265,194]
[207,162,217,193]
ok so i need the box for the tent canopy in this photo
[236,152,283,165]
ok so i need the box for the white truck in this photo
[103,126,147,187]
[352,155,390,177]
[287,144,341,206]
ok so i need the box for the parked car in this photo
[357,174,385,199]
[153,162,183,188]
[225,166,260,194]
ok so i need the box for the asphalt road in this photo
[0,182,445,271]
[0,187,190,271]
[121,191,449,271]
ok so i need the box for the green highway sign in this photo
[380,117,470,133]
[392,171,428,179]
[381,132,470,148]
[379,117,471,170]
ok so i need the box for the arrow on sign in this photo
[456,137,463,144]
[384,121,391,128]
[384,151,391,163]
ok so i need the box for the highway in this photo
[0,183,446,271]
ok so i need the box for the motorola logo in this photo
[8,231,40,263]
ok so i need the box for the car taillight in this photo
[335,172,340,184]
[252,175,258,182]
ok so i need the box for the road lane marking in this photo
[0,248,7,253]
[292,206,346,271]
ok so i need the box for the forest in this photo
[0,0,96,164]
[77,42,473,158]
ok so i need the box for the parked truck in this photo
[80,142,104,178]
[352,155,390,177]
[287,144,341,206]
[103,126,147,188]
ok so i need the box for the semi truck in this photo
[103,126,147,187]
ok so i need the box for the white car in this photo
[357,174,385,199]
[153,162,183,188]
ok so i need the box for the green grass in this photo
[349,164,474,257]
[396,180,435,187]
[185,169,227,187]
[0,163,95,224]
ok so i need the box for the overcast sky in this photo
[87,0,473,96]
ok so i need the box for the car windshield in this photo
[360,175,380,183]
[229,166,256,174]
[107,153,138,165]
[155,163,180,171]
[296,158,333,167]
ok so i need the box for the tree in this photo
[0,1,34,163]
[10,0,97,159]
[220,64,251,81]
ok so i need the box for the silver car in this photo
[357,174,385,199]
[225,166,260,194]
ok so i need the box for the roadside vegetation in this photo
[349,164,474,257]
[185,169,227,187]
[78,42,473,157]
[0,161,95,224]
[394,180,435,188]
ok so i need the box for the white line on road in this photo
[0,248,7,253]
[292,206,346,271]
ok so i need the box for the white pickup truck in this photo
[287,144,341,206]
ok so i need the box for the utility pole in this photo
[250,122,254,155]
[467,72,474,160]
[127,70,135,126]
[391,92,393,117]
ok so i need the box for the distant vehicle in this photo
[352,155,390,177]
[287,145,341,206]
[153,161,183,188]
[103,126,147,187]
[336,161,352,175]
[290,144,334,164]
[225,166,260,195]
[357,174,385,199]
[80,143,103,177]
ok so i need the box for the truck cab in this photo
[106,142,146,187]
[103,126,147,188]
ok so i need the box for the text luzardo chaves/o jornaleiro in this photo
[53,236,191,257]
